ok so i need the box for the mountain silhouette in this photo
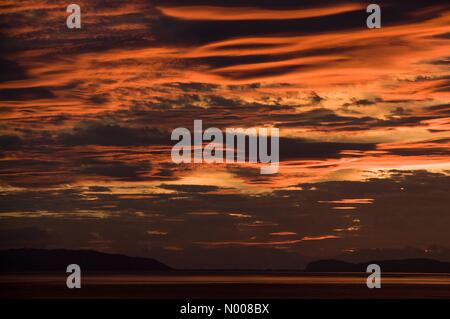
[305,258,450,273]
[0,248,171,273]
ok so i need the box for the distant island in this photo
[2,249,450,274]
[0,248,171,273]
[305,258,450,273]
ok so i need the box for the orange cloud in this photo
[158,4,364,21]
[197,235,340,246]
[270,232,298,236]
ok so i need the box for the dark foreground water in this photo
[1,272,449,299]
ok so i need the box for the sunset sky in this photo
[0,0,449,269]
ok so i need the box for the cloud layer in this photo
[0,0,449,268]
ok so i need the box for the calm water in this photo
[2,273,450,285]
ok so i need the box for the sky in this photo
[0,0,449,269]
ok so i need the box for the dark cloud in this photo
[215,63,335,81]
[159,184,220,193]
[78,160,151,180]
[88,93,110,105]
[424,103,450,116]
[185,46,354,71]
[0,170,449,267]
[0,135,22,149]
[152,0,446,47]
[432,80,450,93]
[390,107,411,116]
[0,58,28,83]
[309,91,325,104]
[0,87,55,101]
[59,121,170,146]
[275,108,433,131]
[163,82,219,92]
[342,97,383,107]
[88,186,111,192]
[0,1,157,57]
[385,147,450,157]
[279,137,376,160]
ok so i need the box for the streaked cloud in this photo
[158,4,364,21]
[0,0,449,267]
